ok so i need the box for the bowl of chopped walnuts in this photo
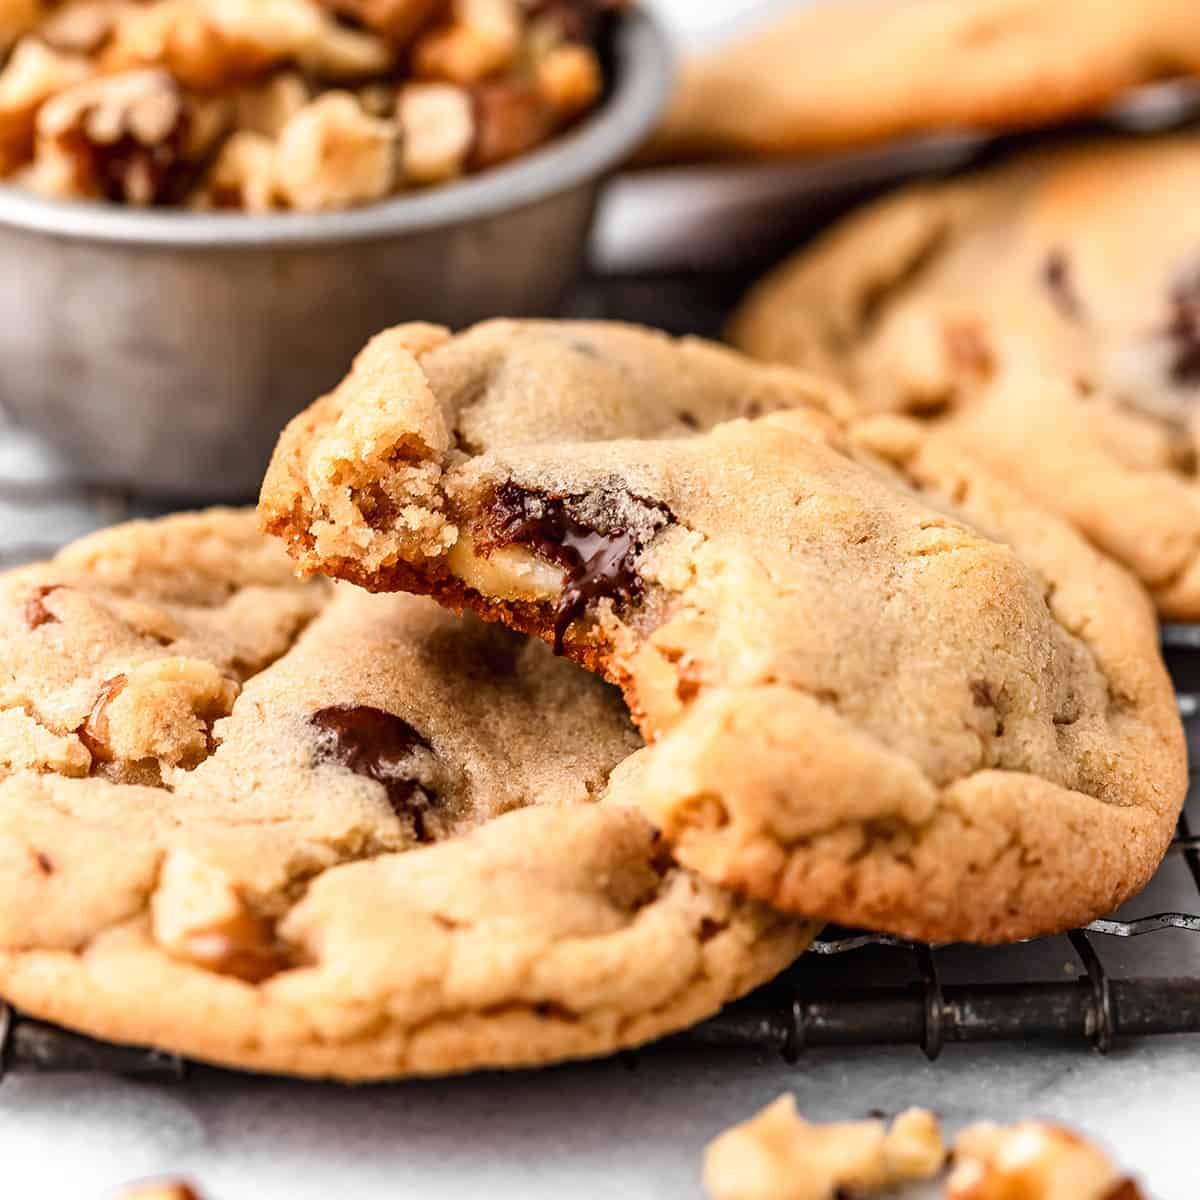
[0,0,671,497]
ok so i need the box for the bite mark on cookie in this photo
[474,484,673,653]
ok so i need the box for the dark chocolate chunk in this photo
[486,484,669,653]
[24,584,63,629]
[311,705,437,840]
[1166,269,1200,386]
[1042,250,1081,318]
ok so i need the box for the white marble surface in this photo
[3,2,1200,1197]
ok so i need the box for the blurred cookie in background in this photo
[645,0,1200,162]
[731,134,1200,619]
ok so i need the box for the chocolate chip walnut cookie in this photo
[732,135,1200,620]
[0,509,812,1078]
[646,0,1200,163]
[260,320,1185,943]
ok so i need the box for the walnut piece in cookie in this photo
[152,848,290,983]
[30,68,226,204]
[704,1095,945,1200]
[274,89,396,210]
[947,1121,1145,1200]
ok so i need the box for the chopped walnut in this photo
[195,128,277,211]
[947,1122,1144,1200]
[103,0,392,89]
[704,1095,945,1200]
[397,80,472,183]
[0,36,92,173]
[77,657,238,769]
[32,68,227,204]
[274,90,396,210]
[152,848,289,983]
[232,69,308,136]
[534,40,601,117]
[412,0,521,84]
[885,1106,947,1181]
[0,0,40,53]
[101,0,255,90]
[0,0,613,208]
[39,0,133,55]
[356,78,395,117]
[320,0,445,45]
[471,77,552,167]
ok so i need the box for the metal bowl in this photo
[0,10,671,499]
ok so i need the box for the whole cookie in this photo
[646,0,1200,162]
[0,510,811,1079]
[731,135,1200,619]
[259,327,1185,942]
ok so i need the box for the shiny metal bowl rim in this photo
[0,7,670,248]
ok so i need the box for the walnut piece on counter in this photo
[703,1095,946,1200]
[947,1121,1145,1200]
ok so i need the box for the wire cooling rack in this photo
[3,351,1200,1081]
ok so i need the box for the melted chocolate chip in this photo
[311,706,438,840]
[486,484,669,653]
[33,850,54,876]
[77,674,128,764]
[25,584,63,629]
[1042,250,1081,318]
[1166,270,1200,386]
[970,679,996,708]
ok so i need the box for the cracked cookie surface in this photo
[645,0,1200,163]
[732,135,1200,619]
[0,509,812,1079]
[259,326,1185,942]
